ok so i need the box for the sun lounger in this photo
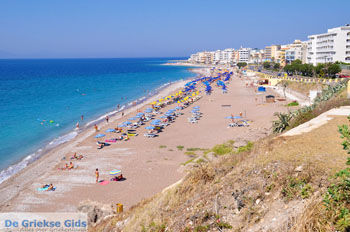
[188,118,198,123]
[144,133,158,138]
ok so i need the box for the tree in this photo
[314,63,326,77]
[327,63,341,78]
[273,63,280,70]
[284,64,293,75]
[300,64,314,77]
[263,61,271,69]
[237,62,247,69]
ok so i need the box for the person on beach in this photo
[106,116,109,123]
[68,162,74,170]
[76,122,79,129]
[46,183,54,191]
[94,124,98,132]
[95,168,99,183]
[117,104,120,110]
[81,115,84,121]
[121,112,124,117]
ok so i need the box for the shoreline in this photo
[0,75,195,209]
[0,68,199,185]
[0,68,290,212]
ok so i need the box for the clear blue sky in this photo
[0,0,349,58]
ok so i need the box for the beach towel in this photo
[37,187,49,191]
[99,180,110,185]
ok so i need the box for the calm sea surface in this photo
[0,58,193,182]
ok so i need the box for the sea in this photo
[0,58,195,183]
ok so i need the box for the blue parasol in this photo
[95,134,105,138]
[105,128,116,133]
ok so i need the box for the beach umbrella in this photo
[225,116,242,119]
[109,170,122,176]
[193,106,200,109]
[146,108,153,111]
[95,133,105,138]
[160,115,168,118]
[105,128,116,133]
[175,106,182,110]
[118,124,127,128]
[124,121,132,125]
[145,126,155,130]
[136,112,144,116]
[144,109,153,113]
[135,115,142,118]
[150,121,160,125]
[128,117,138,121]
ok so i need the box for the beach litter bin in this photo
[116,203,123,213]
[266,95,275,103]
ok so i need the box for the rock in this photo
[78,200,113,226]
[295,165,303,172]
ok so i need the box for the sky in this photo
[0,0,349,58]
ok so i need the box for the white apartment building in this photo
[285,40,308,64]
[250,48,264,64]
[238,47,251,63]
[307,25,350,65]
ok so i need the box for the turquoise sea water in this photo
[0,58,194,183]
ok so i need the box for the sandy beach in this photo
[0,68,287,212]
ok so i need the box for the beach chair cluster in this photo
[229,120,250,127]
[225,115,251,128]
[144,106,183,138]
[188,106,202,124]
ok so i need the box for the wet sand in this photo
[0,69,287,212]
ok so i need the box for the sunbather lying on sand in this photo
[68,162,74,170]
[46,184,54,191]
[71,152,83,160]
[59,163,69,170]
[97,141,105,149]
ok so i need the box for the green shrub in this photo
[212,143,232,156]
[287,101,299,107]
[176,145,184,151]
[236,142,253,153]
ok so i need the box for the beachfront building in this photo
[285,40,308,64]
[264,45,281,62]
[250,49,264,64]
[307,25,350,65]
[189,51,213,64]
[238,47,251,63]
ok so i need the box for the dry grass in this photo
[282,81,325,96]
[91,115,350,232]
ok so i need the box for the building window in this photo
[346,57,350,61]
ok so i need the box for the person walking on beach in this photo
[94,124,98,132]
[121,112,124,117]
[76,122,79,129]
[81,115,84,121]
[95,168,99,183]
[106,116,109,123]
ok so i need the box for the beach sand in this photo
[0,69,287,212]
